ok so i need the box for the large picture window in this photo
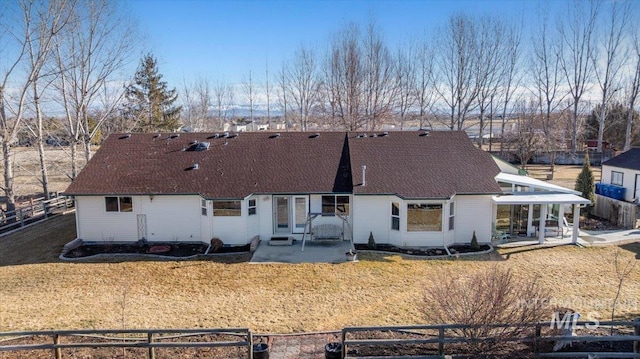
[213,200,241,216]
[321,195,350,215]
[105,196,133,212]
[407,203,442,232]
[611,171,624,186]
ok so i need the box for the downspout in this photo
[361,165,366,186]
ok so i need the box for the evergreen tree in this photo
[124,54,181,132]
[575,152,595,213]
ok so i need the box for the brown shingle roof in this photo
[348,131,501,198]
[64,132,351,198]
[64,130,501,199]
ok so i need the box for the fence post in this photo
[341,329,346,359]
[534,324,541,353]
[634,318,640,353]
[438,326,444,355]
[147,332,155,359]
[248,330,253,359]
[19,209,24,228]
[53,333,62,359]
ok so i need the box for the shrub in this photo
[470,230,479,250]
[422,265,550,353]
[575,152,595,214]
[367,231,376,249]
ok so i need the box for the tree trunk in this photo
[71,141,79,180]
[2,140,16,221]
[33,84,51,200]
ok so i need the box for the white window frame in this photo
[212,200,242,216]
[448,202,455,231]
[611,171,624,186]
[406,203,443,232]
[248,198,257,215]
[105,196,133,212]
[391,202,400,231]
[201,199,207,216]
[321,195,350,216]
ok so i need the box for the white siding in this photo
[75,195,203,243]
[246,196,260,240]
[352,195,403,247]
[454,195,494,244]
[602,165,640,202]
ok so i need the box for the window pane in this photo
[612,171,623,186]
[449,202,455,216]
[201,207,207,216]
[392,202,399,216]
[213,201,241,216]
[248,199,257,216]
[407,204,442,232]
[321,196,335,214]
[449,216,455,231]
[105,197,118,212]
[336,196,350,215]
[392,217,400,231]
[119,197,133,212]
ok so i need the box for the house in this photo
[601,148,640,203]
[64,131,589,249]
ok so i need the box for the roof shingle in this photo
[64,131,501,199]
[601,148,640,171]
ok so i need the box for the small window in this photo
[105,197,119,212]
[321,195,350,215]
[336,196,350,215]
[448,202,455,231]
[611,171,624,186]
[119,197,133,212]
[391,202,400,231]
[105,196,133,212]
[201,199,207,216]
[248,199,257,215]
[213,200,241,216]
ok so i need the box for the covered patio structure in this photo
[493,173,591,245]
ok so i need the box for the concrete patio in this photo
[496,228,640,248]
[250,239,355,264]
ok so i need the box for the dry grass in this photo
[0,214,638,333]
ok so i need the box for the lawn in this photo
[0,214,639,334]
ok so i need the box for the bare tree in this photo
[182,77,212,131]
[362,21,396,130]
[0,0,73,214]
[394,43,416,130]
[286,44,320,131]
[264,59,271,129]
[505,99,545,170]
[530,5,566,169]
[53,0,136,179]
[624,31,640,151]
[276,62,288,130]
[213,80,232,131]
[415,39,436,130]
[592,0,631,152]
[242,69,255,130]
[495,20,523,152]
[434,13,479,131]
[474,16,505,146]
[558,0,601,151]
[323,23,365,131]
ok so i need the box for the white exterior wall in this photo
[602,165,640,202]
[453,195,494,244]
[75,195,203,243]
[246,195,260,240]
[352,195,402,246]
[257,195,273,240]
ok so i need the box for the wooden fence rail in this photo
[0,328,253,359]
[342,320,640,358]
[0,194,74,236]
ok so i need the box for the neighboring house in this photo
[601,148,640,203]
[64,131,588,248]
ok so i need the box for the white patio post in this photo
[527,204,534,236]
[538,204,547,244]
[572,204,580,244]
[558,205,565,236]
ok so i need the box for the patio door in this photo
[273,196,290,233]
[293,196,309,234]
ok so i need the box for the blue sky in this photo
[128,0,547,89]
